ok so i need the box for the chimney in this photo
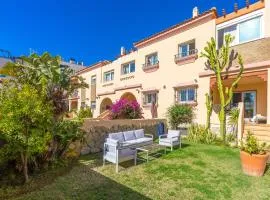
[246,0,250,8]
[222,9,226,17]
[234,3,238,12]
[77,61,84,66]
[120,46,126,56]
[192,7,199,18]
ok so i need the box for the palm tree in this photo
[0,52,88,119]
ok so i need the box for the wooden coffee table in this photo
[134,143,166,165]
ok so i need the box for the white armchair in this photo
[103,138,136,173]
[159,130,181,151]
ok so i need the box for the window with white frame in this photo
[145,53,158,66]
[122,61,135,75]
[217,16,262,48]
[177,87,196,103]
[143,92,158,105]
[178,40,196,57]
[103,70,114,82]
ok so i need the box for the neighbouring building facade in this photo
[72,0,270,127]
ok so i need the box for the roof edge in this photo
[216,0,265,25]
[76,60,111,75]
[134,8,217,49]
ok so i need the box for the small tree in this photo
[201,35,244,143]
[167,104,194,129]
[0,84,52,183]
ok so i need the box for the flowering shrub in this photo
[109,99,143,119]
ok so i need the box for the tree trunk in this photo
[21,152,29,183]
[219,108,226,143]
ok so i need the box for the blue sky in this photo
[0,0,258,65]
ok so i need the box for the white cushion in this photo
[123,131,136,141]
[122,140,137,147]
[168,130,180,138]
[135,137,153,144]
[160,137,179,143]
[109,132,124,142]
[134,129,144,139]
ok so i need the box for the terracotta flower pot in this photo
[240,151,269,177]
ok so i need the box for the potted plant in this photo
[240,131,269,177]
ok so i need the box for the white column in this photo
[267,68,270,124]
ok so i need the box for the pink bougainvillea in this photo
[109,99,143,119]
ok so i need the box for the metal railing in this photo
[174,49,198,60]
[142,60,159,69]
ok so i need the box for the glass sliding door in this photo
[243,91,256,119]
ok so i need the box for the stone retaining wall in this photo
[80,119,167,155]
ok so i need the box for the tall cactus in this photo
[201,35,244,143]
[205,93,213,130]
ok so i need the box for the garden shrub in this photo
[77,107,93,118]
[240,131,267,155]
[187,124,216,144]
[53,119,85,158]
[109,99,143,119]
[167,104,194,129]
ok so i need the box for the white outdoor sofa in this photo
[103,129,153,172]
[159,130,181,151]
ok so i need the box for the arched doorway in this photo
[121,92,136,102]
[100,98,113,114]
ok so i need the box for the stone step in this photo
[244,130,270,137]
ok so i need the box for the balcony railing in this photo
[174,49,198,64]
[142,61,159,72]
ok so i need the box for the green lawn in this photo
[2,142,270,200]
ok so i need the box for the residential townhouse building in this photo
[72,0,270,127]
[200,0,270,125]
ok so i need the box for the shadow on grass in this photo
[68,160,152,200]
[2,154,151,200]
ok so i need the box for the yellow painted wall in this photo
[212,82,267,117]
[78,18,216,122]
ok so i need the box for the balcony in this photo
[142,61,159,73]
[174,49,198,65]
